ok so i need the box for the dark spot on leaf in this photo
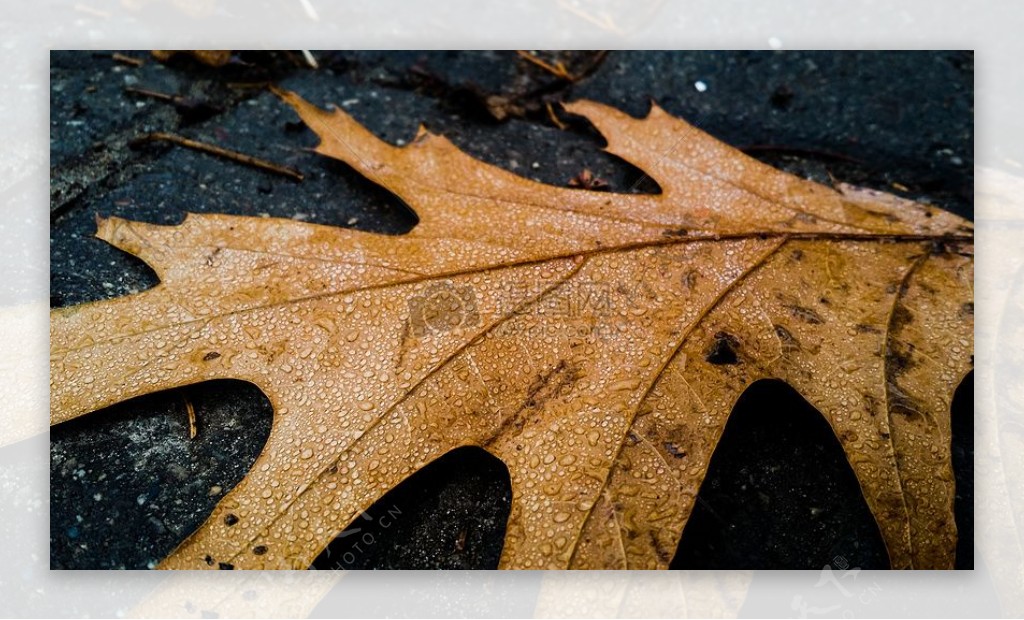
[681,270,698,289]
[891,400,923,422]
[204,554,214,566]
[524,359,579,408]
[960,302,974,318]
[790,248,804,261]
[253,545,268,555]
[886,339,918,377]
[664,442,687,458]
[819,296,831,306]
[785,304,824,325]
[773,324,800,349]
[930,238,954,256]
[662,227,689,237]
[863,393,880,417]
[224,513,239,526]
[854,324,881,334]
[649,529,672,562]
[891,305,914,330]
[204,246,222,267]
[203,351,221,361]
[218,562,234,570]
[706,331,740,365]
[887,383,931,423]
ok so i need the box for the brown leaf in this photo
[49,90,973,570]
[152,50,232,67]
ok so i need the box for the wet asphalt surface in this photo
[45,50,981,612]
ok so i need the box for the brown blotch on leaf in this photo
[891,305,915,330]
[648,530,672,563]
[887,383,931,423]
[524,359,579,408]
[887,340,918,377]
[706,331,741,365]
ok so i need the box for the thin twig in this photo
[133,132,304,181]
[575,50,609,82]
[124,86,174,102]
[516,51,575,81]
[184,396,197,439]
[112,52,144,67]
[546,101,568,130]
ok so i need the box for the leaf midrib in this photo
[54,230,971,356]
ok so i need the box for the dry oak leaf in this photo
[50,90,974,570]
